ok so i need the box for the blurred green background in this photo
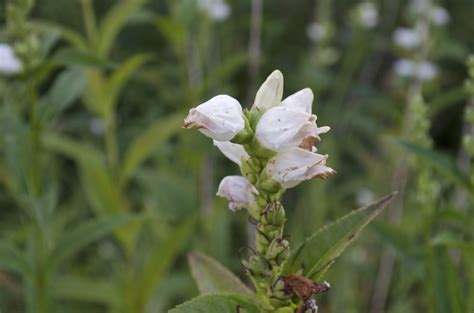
[0,0,473,312]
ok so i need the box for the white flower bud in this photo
[266,147,335,188]
[0,43,22,75]
[213,140,249,166]
[217,176,258,211]
[255,104,329,152]
[253,70,284,111]
[183,95,245,141]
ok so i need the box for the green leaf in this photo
[0,243,31,277]
[98,0,146,57]
[121,111,185,182]
[426,246,465,313]
[48,213,136,268]
[391,138,473,192]
[188,251,253,296]
[169,293,260,313]
[32,21,88,50]
[138,217,196,303]
[42,133,125,214]
[52,275,118,306]
[104,53,151,114]
[40,67,86,121]
[284,192,397,279]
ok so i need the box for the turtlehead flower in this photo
[393,28,420,49]
[353,2,378,29]
[213,140,249,166]
[252,70,284,112]
[217,176,258,211]
[183,95,245,141]
[266,147,335,189]
[256,88,330,151]
[0,43,22,75]
[197,0,231,22]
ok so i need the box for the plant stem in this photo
[105,112,119,174]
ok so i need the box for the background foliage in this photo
[0,0,473,312]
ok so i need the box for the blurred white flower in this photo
[213,140,249,166]
[256,88,329,151]
[356,188,375,206]
[90,118,105,135]
[430,6,450,26]
[217,176,258,211]
[393,59,416,77]
[252,70,284,112]
[306,22,327,42]
[416,61,438,80]
[0,43,22,75]
[266,147,335,189]
[197,0,231,22]
[393,59,438,81]
[393,27,421,49]
[354,2,379,29]
[183,95,245,141]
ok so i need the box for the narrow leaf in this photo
[40,67,86,121]
[0,243,31,277]
[188,251,253,296]
[392,138,472,191]
[52,275,118,306]
[121,111,185,182]
[139,217,196,302]
[284,192,397,279]
[169,293,260,313]
[98,0,146,57]
[48,214,136,268]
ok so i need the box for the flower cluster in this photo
[184,70,334,310]
[184,70,335,211]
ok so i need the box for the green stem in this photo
[105,112,119,175]
[28,80,40,197]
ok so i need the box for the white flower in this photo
[217,176,258,211]
[393,59,438,81]
[252,70,284,112]
[256,89,330,151]
[354,2,378,29]
[430,6,450,26]
[213,140,249,166]
[393,59,416,77]
[197,0,231,22]
[266,147,335,189]
[0,43,22,75]
[306,22,327,42]
[393,27,420,49]
[184,95,245,141]
[416,61,438,81]
[356,188,375,206]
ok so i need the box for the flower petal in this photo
[280,88,314,114]
[213,140,249,166]
[253,70,284,111]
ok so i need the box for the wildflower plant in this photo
[177,70,396,313]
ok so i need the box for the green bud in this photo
[248,255,270,276]
[248,136,276,159]
[265,238,289,260]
